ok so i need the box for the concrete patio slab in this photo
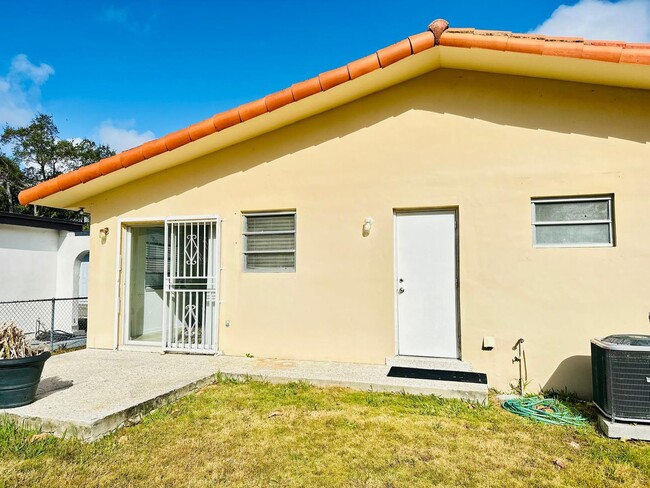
[1,349,219,441]
[1,349,487,441]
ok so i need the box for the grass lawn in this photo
[1,379,649,487]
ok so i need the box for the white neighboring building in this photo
[0,212,89,302]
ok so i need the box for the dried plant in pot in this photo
[0,322,51,408]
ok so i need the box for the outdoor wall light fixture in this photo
[362,217,373,237]
[99,227,109,240]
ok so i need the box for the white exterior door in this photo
[163,217,219,354]
[395,210,458,358]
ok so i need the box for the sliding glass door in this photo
[122,217,219,353]
[125,225,165,344]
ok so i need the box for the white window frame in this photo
[531,195,614,248]
[242,211,296,272]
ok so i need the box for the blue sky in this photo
[1,0,649,152]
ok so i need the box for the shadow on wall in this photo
[543,355,592,400]
[91,68,650,222]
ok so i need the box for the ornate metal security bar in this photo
[163,217,219,353]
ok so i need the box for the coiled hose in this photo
[502,397,588,426]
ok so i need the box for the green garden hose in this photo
[502,397,588,426]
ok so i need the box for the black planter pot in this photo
[0,352,51,408]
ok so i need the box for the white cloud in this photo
[0,54,54,126]
[531,0,650,42]
[101,5,158,34]
[9,54,54,84]
[98,120,155,152]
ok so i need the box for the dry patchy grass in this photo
[51,345,86,356]
[1,379,649,487]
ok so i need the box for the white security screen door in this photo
[163,217,219,353]
[395,210,458,358]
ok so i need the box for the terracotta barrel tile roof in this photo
[120,146,146,168]
[77,162,102,183]
[377,39,413,67]
[57,171,83,191]
[163,128,192,151]
[620,44,650,64]
[265,88,295,112]
[18,18,650,206]
[319,66,351,91]
[238,98,268,122]
[98,154,123,176]
[212,108,241,131]
[35,178,60,200]
[290,77,322,101]
[506,34,546,55]
[141,138,168,160]
[19,186,40,204]
[428,19,449,45]
[188,119,218,141]
[347,53,381,79]
[408,31,436,54]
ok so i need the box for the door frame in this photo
[114,215,221,352]
[393,207,461,359]
[121,220,165,347]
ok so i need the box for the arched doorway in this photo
[73,251,89,334]
[73,251,89,298]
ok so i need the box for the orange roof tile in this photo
[18,18,650,206]
[377,39,413,67]
[291,77,321,101]
[212,108,241,131]
[238,98,268,122]
[347,53,381,79]
[119,146,145,168]
[265,88,295,112]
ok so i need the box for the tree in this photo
[0,153,24,213]
[1,113,115,219]
[2,113,114,181]
[65,137,114,170]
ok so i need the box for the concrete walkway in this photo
[1,349,487,441]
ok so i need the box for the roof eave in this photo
[30,47,443,209]
[441,45,650,91]
[29,45,650,210]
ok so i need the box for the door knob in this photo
[398,287,405,294]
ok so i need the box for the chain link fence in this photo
[0,297,87,351]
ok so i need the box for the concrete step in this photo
[215,356,488,404]
[386,355,473,372]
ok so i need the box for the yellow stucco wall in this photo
[83,68,650,397]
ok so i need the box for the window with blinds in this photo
[243,211,296,271]
[531,196,614,247]
[144,227,165,288]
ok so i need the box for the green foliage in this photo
[1,113,113,181]
[0,417,60,458]
[0,153,24,212]
[0,113,114,218]
[1,382,649,486]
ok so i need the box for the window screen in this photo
[243,212,296,271]
[531,196,613,247]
